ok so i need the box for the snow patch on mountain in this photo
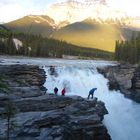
[27,15,56,27]
[46,0,127,24]
[34,20,40,24]
[45,0,140,28]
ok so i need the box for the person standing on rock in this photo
[54,87,58,95]
[61,88,66,96]
[88,88,97,99]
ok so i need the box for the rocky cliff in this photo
[0,65,111,140]
[97,63,140,103]
[0,65,46,98]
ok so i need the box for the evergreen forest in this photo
[0,28,113,60]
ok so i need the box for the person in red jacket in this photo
[61,88,66,96]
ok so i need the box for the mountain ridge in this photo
[2,0,140,52]
[2,14,140,52]
[3,15,55,37]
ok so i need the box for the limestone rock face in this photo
[97,64,136,90]
[98,64,140,103]
[10,86,44,98]
[0,95,110,140]
[0,64,46,99]
[0,65,46,87]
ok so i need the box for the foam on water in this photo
[44,65,140,140]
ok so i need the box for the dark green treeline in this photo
[0,29,113,59]
[115,34,140,64]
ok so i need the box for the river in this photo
[1,56,140,140]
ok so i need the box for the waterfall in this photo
[1,57,140,140]
[44,65,140,140]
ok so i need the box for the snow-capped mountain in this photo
[46,0,125,23]
[46,0,140,28]
[2,0,140,52]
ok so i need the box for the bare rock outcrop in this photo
[0,65,46,99]
[97,63,140,103]
[0,95,111,140]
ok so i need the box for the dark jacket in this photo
[54,87,58,94]
[89,88,97,94]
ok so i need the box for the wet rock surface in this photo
[97,63,140,103]
[0,64,111,140]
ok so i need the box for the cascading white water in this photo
[1,57,140,140]
[44,65,140,140]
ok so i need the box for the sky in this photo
[0,0,140,23]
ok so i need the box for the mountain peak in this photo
[46,0,127,24]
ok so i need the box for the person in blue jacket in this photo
[88,88,97,99]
